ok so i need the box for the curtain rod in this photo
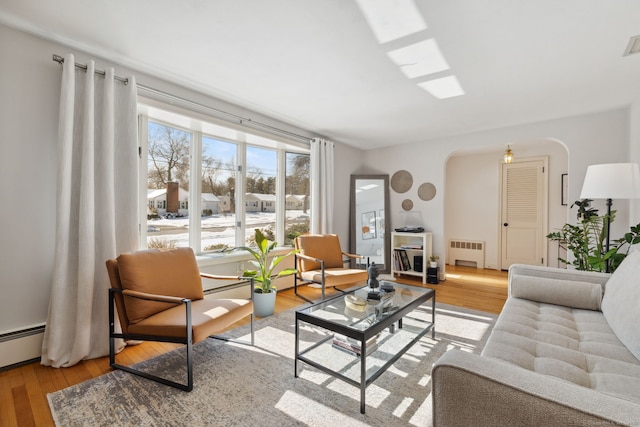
[52,54,313,144]
[137,84,313,143]
[52,54,129,84]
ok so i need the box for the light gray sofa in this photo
[432,250,640,426]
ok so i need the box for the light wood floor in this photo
[0,265,507,427]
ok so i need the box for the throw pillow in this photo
[510,275,602,310]
[601,250,640,361]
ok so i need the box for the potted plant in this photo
[237,229,298,317]
[547,199,640,272]
[429,255,439,268]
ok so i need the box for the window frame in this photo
[138,100,310,254]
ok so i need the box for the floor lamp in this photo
[579,163,640,272]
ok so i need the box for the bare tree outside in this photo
[148,123,190,189]
[144,122,310,251]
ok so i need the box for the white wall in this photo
[445,140,568,269]
[0,24,60,335]
[364,109,632,271]
[333,142,366,247]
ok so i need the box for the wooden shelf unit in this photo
[391,232,432,284]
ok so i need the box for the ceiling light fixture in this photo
[503,145,514,164]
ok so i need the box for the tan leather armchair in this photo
[294,234,368,301]
[106,247,253,391]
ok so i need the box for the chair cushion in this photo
[295,234,345,270]
[117,248,204,324]
[127,297,253,343]
[300,268,368,287]
[601,250,640,361]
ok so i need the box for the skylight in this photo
[418,76,465,99]
[387,39,450,79]
[354,0,427,44]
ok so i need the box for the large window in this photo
[201,136,237,252]
[140,104,310,253]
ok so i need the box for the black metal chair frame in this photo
[294,253,368,302]
[109,277,254,392]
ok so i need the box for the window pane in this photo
[146,121,191,249]
[285,152,310,246]
[201,136,237,253]
[245,146,277,245]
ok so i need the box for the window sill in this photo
[195,247,294,268]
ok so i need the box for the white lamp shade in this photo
[580,163,640,200]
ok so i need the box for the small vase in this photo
[253,289,277,317]
[430,262,437,268]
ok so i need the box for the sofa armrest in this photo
[432,350,640,426]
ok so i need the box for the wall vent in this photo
[449,239,485,269]
[623,35,640,57]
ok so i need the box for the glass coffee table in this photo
[294,281,435,413]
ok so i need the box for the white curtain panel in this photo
[310,138,334,234]
[41,54,138,367]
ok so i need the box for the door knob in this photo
[503,223,508,227]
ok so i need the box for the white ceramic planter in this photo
[253,289,277,317]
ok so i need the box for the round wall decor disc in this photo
[401,199,413,211]
[391,170,413,193]
[417,182,436,201]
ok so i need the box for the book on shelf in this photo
[394,249,411,271]
[334,333,378,348]
[400,244,423,250]
[332,338,379,357]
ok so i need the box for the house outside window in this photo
[139,104,310,252]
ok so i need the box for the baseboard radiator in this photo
[0,325,45,370]
[449,239,485,269]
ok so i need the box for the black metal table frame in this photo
[294,286,435,414]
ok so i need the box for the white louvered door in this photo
[500,159,547,269]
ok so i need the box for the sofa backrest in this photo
[601,250,640,361]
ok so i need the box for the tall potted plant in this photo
[237,229,298,317]
[547,199,640,272]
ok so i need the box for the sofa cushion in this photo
[482,298,640,403]
[117,248,204,324]
[510,275,602,310]
[601,250,640,361]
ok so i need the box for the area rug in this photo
[48,303,496,426]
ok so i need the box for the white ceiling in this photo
[2,0,640,150]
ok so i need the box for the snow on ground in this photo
[147,210,309,249]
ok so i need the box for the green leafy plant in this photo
[237,229,298,294]
[547,199,640,272]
